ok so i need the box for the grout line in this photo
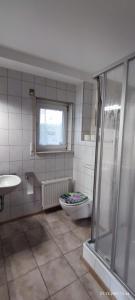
[6,266,37,284]
[24,231,51,298]
[49,278,78,298]
[1,211,92,300]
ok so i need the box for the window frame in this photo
[36,99,69,152]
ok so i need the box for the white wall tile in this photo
[22,160,34,172]
[45,171,55,180]
[9,146,23,161]
[64,156,73,170]
[22,145,32,160]
[9,113,22,130]
[8,96,22,113]
[57,81,67,90]
[0,67,7,77]
[34,159,45,173]
[0,112,8,129]
[46,157,56,172]
[0,77,7,94]
[64,169,73,177]
[22,97,32,115]
[57,89,66,101]
[0,129,8,145]
[35,84,46,98]
[46,86,57,100]
[84,82,92,90]
[67,83,76,92]
[10,204,24,219]
[22,72,34,82]
[0,197,10,222]
[73,82,95,199]
[36,172,47,181]
[55,170,65,178]
[0,66,74,222]
[46,78,57,88]
[0,161,9,174]
[8,69,21,80]
[10,191,24,207]
[9,161,23,176]
[8,78,21,96]
[22,130,32,145]
[35,75,45,85]
[9,129,22,145]
[0,146,9,162]
[22,114,32,130]
[66,91,75,102]
[0,95,8,112]
[55,157,65,171]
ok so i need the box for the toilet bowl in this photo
[59,192,92,220]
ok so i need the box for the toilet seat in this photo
[60,192,88,206]
[59,192,92,220]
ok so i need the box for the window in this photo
[36,99,73,152]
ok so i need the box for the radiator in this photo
[41,177,72,209]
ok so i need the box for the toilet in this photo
[59,192,92,220]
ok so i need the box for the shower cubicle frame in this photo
[90,51,135,297]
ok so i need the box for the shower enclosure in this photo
[91,54,135,297]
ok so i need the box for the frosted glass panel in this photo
[39,108,65,146]
[114,59,135,293]
[96,66,123,263]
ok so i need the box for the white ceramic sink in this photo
[0,175,21,195]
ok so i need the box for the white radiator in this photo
[41,177,72,209]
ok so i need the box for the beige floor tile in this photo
[56,212,78,230]
[48,220,70,236]
[80,273,110,300]
[32,240,61,266]
[2,233,29,257]
[0,284,9,300]
[31,214,51,230]
[0,240,3,261]
[64,219,79,231]
[19,216,42,232]
[44,212,60,224]
[5,249,36,281]
[40,256,77,295]
[65,247,89,277]
[0,263,6,287]
[54,231,81,254]
[56,211,85,231]
[51,279,90,300]
[0,221,22,239]
[8,268,48,300]
[73,226,91,242]
[75,218,91,227]
[25,225,51,247]
[56,210,70,221]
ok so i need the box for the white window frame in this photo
[36,99,69,152]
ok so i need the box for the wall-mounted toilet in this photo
[59,192,92,220]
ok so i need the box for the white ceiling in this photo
[0,0,135,81]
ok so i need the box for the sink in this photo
[0,175,21,195]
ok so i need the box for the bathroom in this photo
[0,1,135,300]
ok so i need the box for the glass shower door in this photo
[95,65,123,264]
[114,58,135,294]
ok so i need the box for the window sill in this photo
[36,150,74,155]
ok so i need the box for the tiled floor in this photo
[0,209,110,300]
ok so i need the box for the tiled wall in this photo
[0,67,75,222]
[73,82,97,200]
